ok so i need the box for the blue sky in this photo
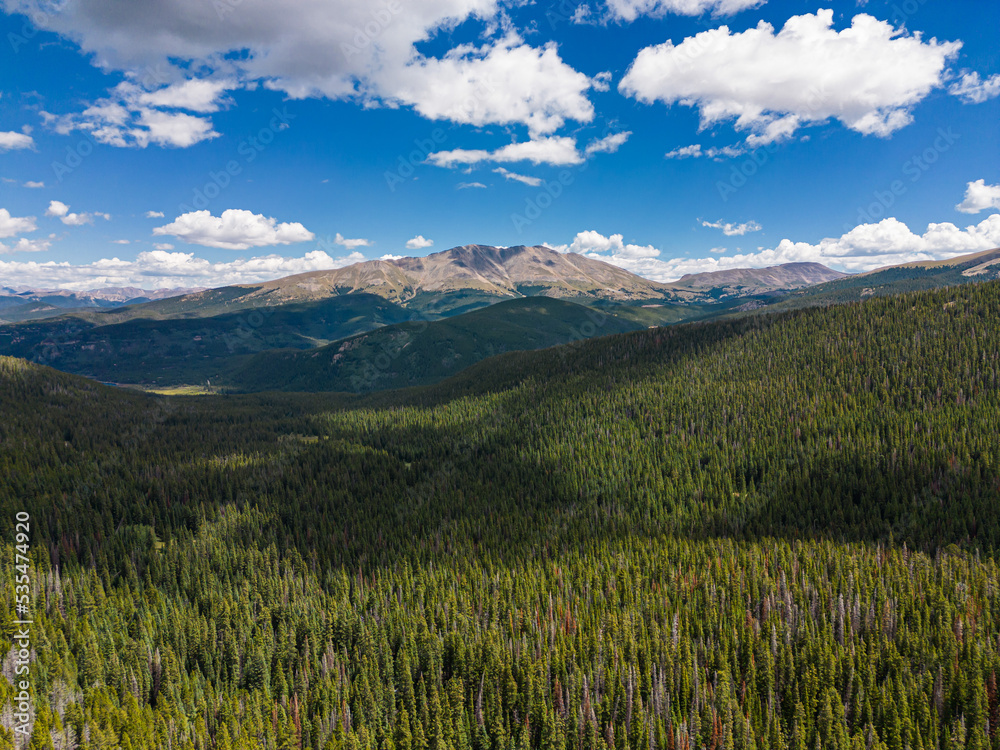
[0,0,998,290]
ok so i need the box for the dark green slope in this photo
[0,293,419,385]
[2,282,1000,749]
[223,296,645,392]
[762,247,1000,311]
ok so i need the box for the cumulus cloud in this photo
[153,209,315,250]
[0,131,34,150]
[0,237,51,255]
[620,11,961,145]
[548,230,661,260]
[405,235,434,250]
[0,209,37,238]
[12,0,597,141]
[0,248,364,290]
[138,78,237,113]
[956,179,1000,214]
[42,82,223,148]
[154,243,175,250]
[333,233,372,250]
[664,144,704,159]
[23,181,44,188]
[146,211,165,218]
[427,136,584,168]
[557,215,1000,283]
[45,200,109,226]
[494,167,542,186]
[606,0,764,21]
[388,36,596,136]
[584,131,631,155]
[457,181,487,189]
[948,72,1000,104]
[701,219,762,236]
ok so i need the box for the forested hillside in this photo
[1,282,999,749]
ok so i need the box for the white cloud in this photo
[0,131,34,150]
[45,200,108,226]
[138,79,237,113]
[153,209,315,250]
[405,235,434,250]
[948,72,1000,104]
[112,239,131,244]
[584,131,631,155]
[154,243,175,250]
[665,143,747,159]
[607,0,764,22]
[133,108,220,148]
[591,71,612,92]
[548,230,661,260]
[0,209,37,238]
[334,232,372,250]
[620,11,961,145]
[387,36,596,136]
[665,144,704,159]
[146,211,165,218]
[42,81,222,148]
[559,215,1000,282]
[0,237,51,255]
[45,201,69,217]
[0,248,364,289]
[701,219,762,236]
[23,181,44,188]
[14,1,597,140]
[494,167,542,187]
[956,179,1000,214]
[457,181,487,189]
[380,254,404,260]
[427,136,583,168]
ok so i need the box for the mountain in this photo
[0,294,420,386]
[0,285,202,323]
[0,244,854,389]
[2,246,848,330]
[763,247,1000,311]
[672,261,847,296]
[248,244,677,305]
[3,279,998,749]
[130,243,681,320]
[222,296,645,393]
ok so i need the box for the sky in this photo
[0,0,998,291]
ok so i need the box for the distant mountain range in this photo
[63,244,844,325]
[671,262,847,294]
[5,243,994,392]
[0,285,203,323]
